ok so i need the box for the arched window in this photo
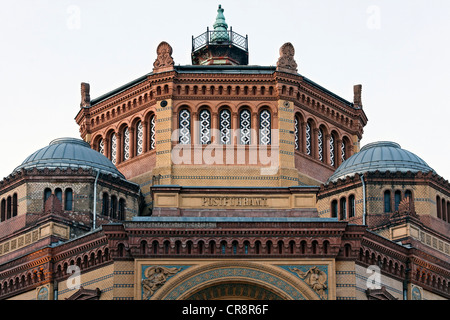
[6,196,11,220]
[232,241,238,254]
[179,109,191,144]
[266,240,273,254]
[436,196,441,219]
[221,241,227,254]
[294,116,300,151]
[149,115,156,150]
[219,109,231,144]
[209,240,216,254]
[199,109,211,144]
[239,109,251,145]
[118,198,126,220]
[136,121,144,156]
[330,134,336,167]
[259,109,271,145]
[384,191,391,213]
[306,121,312,156]
[405,190,412,201]
[340,197,347,220]
[64,189,73,211]
[12,193,17,217]
[341,139,346,162]
[1,199,6,222]
[102,193,109,216]
[55,188,62,203]
[349,195,355,218]
[110,195,118,219]
[123,127,130,161]
[442,198,447,222]
[198,240,204,254]
[187,241,193,254]
[244,241,249,254]
[331,200,338,218]
[394,191,401,211]
[255,241,261,254]
[98,138,105,155]
[318,128,324,162]
[140,241,147,255]
[44,188,52,203]
[110,133,117,165]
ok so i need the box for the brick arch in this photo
[149,261,320,300]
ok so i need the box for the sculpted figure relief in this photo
[142,266,181,299]
[153,41,175,70]
[276,42,298,73]
[290,266,328,299]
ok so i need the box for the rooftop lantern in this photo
[191,5,249,65]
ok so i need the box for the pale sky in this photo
[0,0,449,181]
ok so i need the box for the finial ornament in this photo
[276,42,298,73]
[153,41,175,72]
[211,4,229,42]
[80,82,91,108]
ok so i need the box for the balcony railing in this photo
[192,27,248,52]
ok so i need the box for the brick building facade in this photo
[0,5,448,301]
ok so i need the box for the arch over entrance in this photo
[149,260,322,300]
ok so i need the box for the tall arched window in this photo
[199,109,211,144]
[110,133,117,165]
[349,195,355,218]
[405,190,412,201]
[55,188,62,203]
[330,134,336,167]
[219,109,231,144]
[436,196,441,219]
[110,195,118,219]
[6,196,11,220]
[123,127,130,161]
[44,188,52,203]
[341,139,346,162]
[239,109,251,145]
[442,198,447,222]
[102,193,109,216]
[149,115,156,150]
[294,116,300,151]
[306,121,312,156]
[118,198,126,220]
[340,197,347,220]
[12,193,17,217]
[384,191,391,213]
[1,199,6,222]
[259,109,271,145]
[394,191,402,211]
[318,128,324,162]
[179,109,191,144]
[98,138,105,155]
[136,121,144,156]
[331,200,338,218]
[65,189,73,211]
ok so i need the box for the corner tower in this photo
[191,5,249,65]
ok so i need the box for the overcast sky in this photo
[0,0,449,181]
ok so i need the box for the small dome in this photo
[327,141,434,183]
[14,137,124,178]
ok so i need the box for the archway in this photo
[148,261,322,300]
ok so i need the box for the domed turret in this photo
[327,141,434,183]
[14,137,124,178]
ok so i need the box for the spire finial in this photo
[211,4,229,42]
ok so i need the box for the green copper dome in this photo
[14,137,125,178]
[327,141,434,183]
